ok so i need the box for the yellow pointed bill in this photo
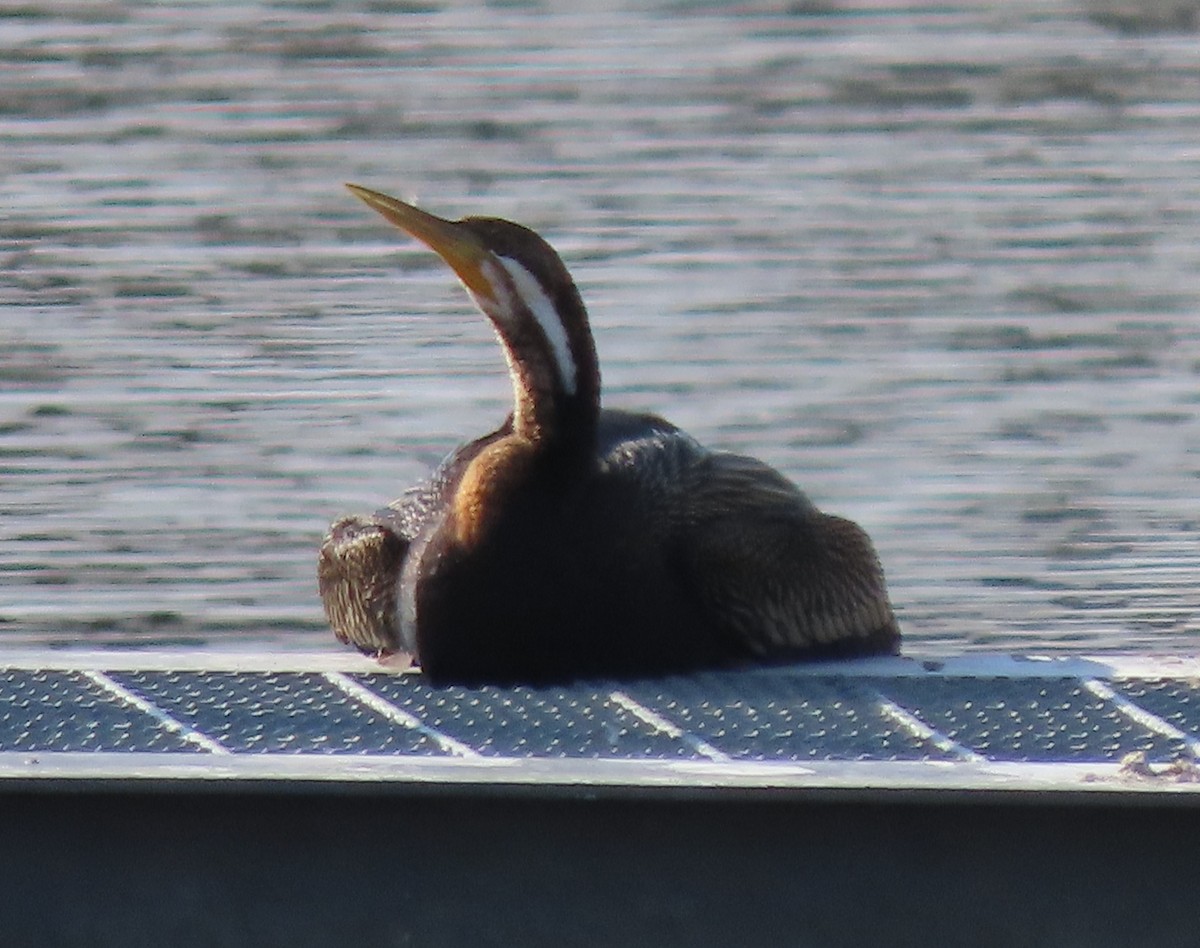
[345,183,497,304]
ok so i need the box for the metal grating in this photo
[0,669,197,754]
[614,673,953,762]
[866,675,1191,762]
[359,676,693,759]
[2,652,1200,790]
[1110,679,1200,751]
[106,671,444,756]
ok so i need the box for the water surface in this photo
[2,0,1198,654]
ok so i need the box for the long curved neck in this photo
[448,283,599,551]
[480,256,600,456]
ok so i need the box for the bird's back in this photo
[408,409,898,683]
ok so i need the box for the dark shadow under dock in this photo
[4,779,1199,948]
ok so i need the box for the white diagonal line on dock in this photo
[608,690,731,763]
[872,691,987,763]
[81,669,231,755]
[1083,678,1200,757]
[322,672,481,758]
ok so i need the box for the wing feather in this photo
[671,452,899,657]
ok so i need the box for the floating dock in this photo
[3,650,1199,947]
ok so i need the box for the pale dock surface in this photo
[4,648,1200,792]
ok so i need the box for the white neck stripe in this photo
[491,256,577,396]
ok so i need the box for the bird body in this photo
[319,186,899,683]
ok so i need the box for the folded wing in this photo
[669,451,899,658]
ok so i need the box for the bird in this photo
[318,184,899,684]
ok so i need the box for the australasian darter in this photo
[318,185,899,684]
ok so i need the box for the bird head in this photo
[346,184,595,410]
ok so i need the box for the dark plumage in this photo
[318,185,899,683]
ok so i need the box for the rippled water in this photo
[2,0,1198,654]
